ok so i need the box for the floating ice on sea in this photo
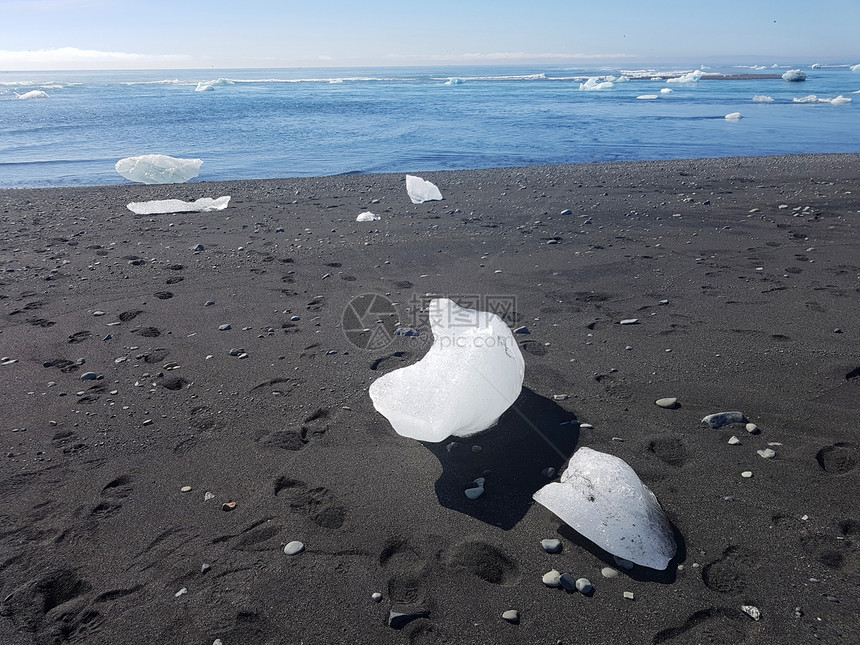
[444,77,465,85]
[793,95,852,104]
[356,211,380,222]
[753,95,775,102]
[17,90,49,99]
[666,70,703,84]
[405,175,443,204]
[533,447,677,570]
[636,95,659,100]
[660,88,673,94]
[782,69,806,82]
[126,196,230,214]
[115,154,203,184]
[616,75,630,82]
[368,298,524,443]
[579,77,614,91]
[724,112,743,120]
[852,64,860,72]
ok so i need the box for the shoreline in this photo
[1,152,858,644]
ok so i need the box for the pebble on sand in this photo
[465,486,484,500]
[541,538,563,553]
[746,423,759,433]
[371,592,382,602]
[701,411,747,429]
[619,318,639,325]
[284,540,304,555]
[575,578,593,594]
[601,567,620,579]
[218,324,232,331]
[222,501,237,511]
[741,605,761,620]
[542,570,562,587]
[623,591,635,600]
[757,448,776,459]
[502,609,519,624]
[728,436,741,445]
[741,471,753,478]
[180,486,192,493]
[559,573,577,591]
[655,397,678,409]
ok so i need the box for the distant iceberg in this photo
[579,77,614,91]
[753,95,774,103]
[666,70,703,84]
[782,69,806,82]
[115,154,203,184]
[17,90,49,99]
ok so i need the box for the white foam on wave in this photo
[444,77,465,85]
[194,78,235,92]
[753,95,774,102]
[16,90,49,99]
[851,64,860,72]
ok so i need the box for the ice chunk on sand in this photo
[753,95,774,102]
[533,447,677,570]
[405,175,443,204]
[724,112,743,120]
[782,69,806,82]
[369,298,524,443]
[579,77,614,91]
[666,70,703,84]
[115,154,203,184]
[17,90,49,99]
[356,211,380,222]
[126,196,230,215]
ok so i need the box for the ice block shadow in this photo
[421,387,579,531]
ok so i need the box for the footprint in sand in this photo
[165,276,184,285]
[646,435,689,468]
[154,291,173,300]
[118,310,142,322]
[701,546,759,594]
[273,476,346,529]
[259,407,328,452]
[442,539,521,586]
[134,326,161,338]
[652,607,752,644]
[68,330,92,344]
[815,443,857,474]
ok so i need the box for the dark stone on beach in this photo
[559,573,577,591]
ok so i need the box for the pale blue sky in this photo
[1,0,858,70]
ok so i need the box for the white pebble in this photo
[284,540,304,555]
[371,592,382,602]
[175,587,187,597]
[575,578,593,593]
[623,591,635,600]
[655,397,677,408]
[757,448,776,459]
[741,471,753,478]
[601,567,620,578]
[541,538,562,553]
[501,609,519,623]
[619,318,639,325]
[728,436,741,445]
[745,423,758,433]
[542,570,562,587]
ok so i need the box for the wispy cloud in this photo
[0,47,191,70]
[391,52,636,63]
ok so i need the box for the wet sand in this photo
[1,154,858,644]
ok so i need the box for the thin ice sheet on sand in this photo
[533,447,677,570]
[368,298,524,443]
[126,196,230,214]
[115,154,203,184]
[405,175,443,204]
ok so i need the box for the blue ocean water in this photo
[1,63,858,188]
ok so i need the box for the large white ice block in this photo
[115,154,203,184]
[405,175,443,204]
[369,298,524,442]
[126,196,230,215]
[782,69,806,82]
[533,447,677,570]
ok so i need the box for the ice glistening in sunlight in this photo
[126,196,230,214]
[533,447,678,570]
[115,154,203,184]
[369,298,524,443]
[405,175,443,204]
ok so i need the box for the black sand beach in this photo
[1,154,858,644]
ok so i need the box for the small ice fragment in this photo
[126,196,230,215]
[115,154,203,184]
[782,69,807,82]
[725,112,743,120]
[753,95,775,102]
[405,175,443,204]
[533,447,677,570]
[636,94,659,100]
[444,77,465,85]
[757,448,776,459]
[17,90,49,100]
[660,88,673,94]
[701,411,747,429]
[741,605,761,620]
[368,298,524,442]
[828,95,852,105]
[356,211,380,222]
